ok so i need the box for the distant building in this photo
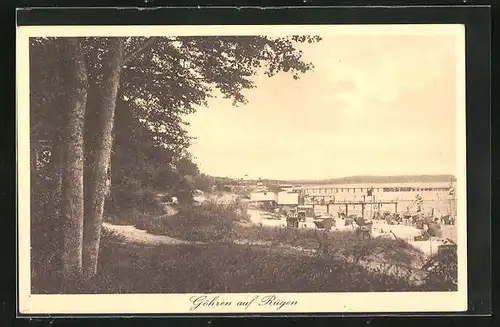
[250,191,278,203]
[277,191,299,206]
[252,182,268,193]
[279,184,294,190]
[295,181,454,201]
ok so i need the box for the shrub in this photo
[90,241,416,293]
[101,224,127,243]
[106,186,164,216]
[231,224,356,249]
[135,197,250,243]
[421,244,458,291]
[105,207,160,226]
[31,173,64,294]
[230,224,421,256]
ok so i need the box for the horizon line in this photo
[203,173,457,181]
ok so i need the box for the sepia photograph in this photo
[17,24,467,314]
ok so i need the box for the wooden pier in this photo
[304,196,399,217]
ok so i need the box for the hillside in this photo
[208,174,456,187]
[288,174,456,185]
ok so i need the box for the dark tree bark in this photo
[37,129,66,292]
[83,76,103,228]
[58,37,88,290]
[82,37,125,278]
[30,38,71,293]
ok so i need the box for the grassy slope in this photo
[31,198,456,294]
[85,201,426,294]
[91,240,418,294]
[32,225,452,294]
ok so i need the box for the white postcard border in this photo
[17,24,468,315]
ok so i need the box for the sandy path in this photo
[103,192,236,246]
[103,222,197,245]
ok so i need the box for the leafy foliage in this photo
[135,197,250,243]
[31,34,320,212]
[82,35,320,150]
[29,34,321,289]
[421,245,458,291]
[29,38,66,146]
[193,174,243,193]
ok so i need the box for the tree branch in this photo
[123,37,160,65]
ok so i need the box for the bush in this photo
[101,224,127,243]
[104,207,159,226]
[231,224,421,255]
[106,185,164,216]
[91,241,416,293]
[229,225,427,284]
[421,244,458,291]
[231,224,349,248]
[31,173,64,294]
[135,198,250,243]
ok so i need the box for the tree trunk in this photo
[59,37,88,291]
[83,77,102,229]
[30,39,71,293]
[82,38,125,278]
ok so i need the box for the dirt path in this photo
[103,221,315,254]
[103,222,199,245]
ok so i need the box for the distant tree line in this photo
[283,175,457,185]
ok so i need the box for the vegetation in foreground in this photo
[30,36,458,295]
[134,198,251,243]
[34,240,416,294]
[32,198,457,294]
[30,35,321,287]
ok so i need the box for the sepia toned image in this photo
[17,24,467,314]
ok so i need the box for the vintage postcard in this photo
[17,24,467,314]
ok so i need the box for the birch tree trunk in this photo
[82,37,125,278]
[59,37,88,290]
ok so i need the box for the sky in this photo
[185,32,462,180]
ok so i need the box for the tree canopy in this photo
[31,35,321,192]
[29,34,321,289]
